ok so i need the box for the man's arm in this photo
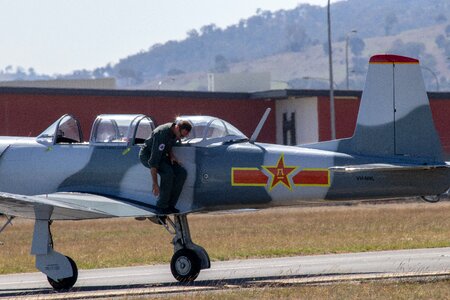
[151,167,160,196]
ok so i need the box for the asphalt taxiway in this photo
[0,247,449,298]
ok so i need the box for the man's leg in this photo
[169,163,187,208]
[156,161,174,210]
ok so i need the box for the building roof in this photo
[0,86,449,100]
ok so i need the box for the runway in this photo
[1,247,449,299]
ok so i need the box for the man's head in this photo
[175,120,192,138]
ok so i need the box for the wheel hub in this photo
[176,256,191,275]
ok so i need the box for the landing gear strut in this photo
[0,216,14,235]
[159,214,210,282]
[31,218,78,291]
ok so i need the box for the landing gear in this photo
[31,218,78,291]
[0,216,14,235]
[421,195,441,203]
[171,248,201,282]
[159,214,210,282]
[47,256,78,291]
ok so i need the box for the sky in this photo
[0,0,341,75]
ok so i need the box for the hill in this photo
[2,0,450,91]
[105,0,449,91]
[131,23,450,91]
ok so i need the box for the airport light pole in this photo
[345,30,357,90]
[420,66,439,91]
[327,0,336,140]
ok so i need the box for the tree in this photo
[349,37,365,56]
[286,24,310,52]
[213,55,229,73]
[384,13,398,36]
[445,43,450,57]
[93,64,113,78]
[27,68,36,77]
[389,39,425,58]
[435,14,447,23]
[14,67,27,80]
[200,24,218,36]
[186,29,199,39]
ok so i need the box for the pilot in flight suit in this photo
[139,120,192,214]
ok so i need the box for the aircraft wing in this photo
[0,192,156,220]
[330,163,450,173]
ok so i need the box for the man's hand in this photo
[169,150,180,165]
[170,156,179,165]
[152,183,160,197]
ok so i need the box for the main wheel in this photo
[47,256,78,291]
[170,249,201,282]
[421,195,440,203]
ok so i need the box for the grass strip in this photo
[0,201,449,274]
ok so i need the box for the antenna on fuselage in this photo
[249,108,271,144]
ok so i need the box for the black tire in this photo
[170,249,201,282]
[47,256,78,291]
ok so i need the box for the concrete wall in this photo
[0,78,116,89]
[208,72,271,92]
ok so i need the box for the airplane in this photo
[0,54,449,291]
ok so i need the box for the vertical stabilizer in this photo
[348,54,443,162]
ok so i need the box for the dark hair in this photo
[177,120,192,132]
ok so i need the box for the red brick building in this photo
[0,87,448,157]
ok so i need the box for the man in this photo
[139,120,192,214]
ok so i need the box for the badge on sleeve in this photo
[158,144,165,151]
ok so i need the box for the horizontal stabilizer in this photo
[330,163,450,173]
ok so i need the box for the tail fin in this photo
[351,54,443,161]
[308,54,444,162]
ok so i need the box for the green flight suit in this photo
[139,123,187,210]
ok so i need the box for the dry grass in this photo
[1,202,450,274]
[159,280,450,300]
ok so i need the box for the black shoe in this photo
[169,207,180,214]
[156,207,172,215]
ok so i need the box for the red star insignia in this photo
[262,154,297,191]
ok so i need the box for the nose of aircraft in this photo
[0,138,17,157]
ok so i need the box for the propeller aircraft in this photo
[0,54,448,290]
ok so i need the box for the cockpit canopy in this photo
[90,114,154,145]
[36,114,245,147]
[37,114,83,144]
[177,115,248,146]
[37,114,155,146]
